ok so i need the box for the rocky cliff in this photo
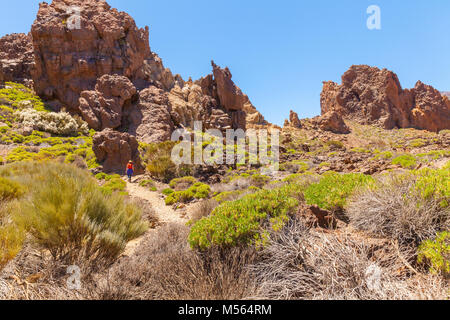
[0,33,34,86]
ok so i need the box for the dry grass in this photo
[190,199,219,222]
[88,223,257,300]
[347,175,450,248]
[250,219,448,300]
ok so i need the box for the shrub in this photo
[165,182,211,206]
[189,187,298,250]
[0,82,47,112]
[0,177,24,201]
[143,142,179,183]
[347,171,450,247]
[392,154,417,169]
[409,139,426,148]
[169,176,197,190]
[190,199,219,223]
[139,179,157,191]
[250,219,448,300]
[8,162,147,266]
[0,203,25,270]
[100,176,127,196]
[15,108,89,136]
[304,172,374,211]
[90,224,257,300]
[418,232,450,278]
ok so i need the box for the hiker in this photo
[126,160,134,182]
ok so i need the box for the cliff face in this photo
[30,0,172,111]
[320,65,450,132]
[0,33,34,86]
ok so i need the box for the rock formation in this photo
[284,110,302,128]
[30,0,176,111]
[79,74,137,131]
[0,33,34,86]
[92,128,143,174]
[127,86,174,143]
[316,111,350,134]
[320,65,450,132]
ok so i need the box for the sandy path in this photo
[123,178,189,256]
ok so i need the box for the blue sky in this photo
[1,0,449,125]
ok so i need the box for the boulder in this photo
[317,111,350,134]
[78,74,137,130]
[92,128,143,174]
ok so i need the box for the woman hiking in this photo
[126,160,134,182]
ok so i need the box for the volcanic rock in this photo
[127,86,174,144]
[78,74,137,130]
[92,128,143,174]
[320,65,450,132]
[0,33,34,86]
[30,0,175,111]
[317,111,350,134]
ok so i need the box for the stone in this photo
[317,111,351,134]
[31,0,176,111]
[0,33,34,86]
[320,65,450,132]
[78,74,137,130]
[92,128,143,174]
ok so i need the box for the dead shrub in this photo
[89,223,257,300]
[347,174,450,248]
[190,199,219,222]
[250,219,448,300]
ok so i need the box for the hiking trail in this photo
[123,177,190,256]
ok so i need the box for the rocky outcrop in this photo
[0,33,34,86]
[284,110,302,128]
[210,61,267,128]
[78,74,137,130]
[127,86,174,143]
[316,111,350,134]
[30,0,176,111]
[92,128,143,174]
[320,65,450,132]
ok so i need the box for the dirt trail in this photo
[123,178,189,256]
[126,180,187,224]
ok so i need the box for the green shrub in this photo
[0,82,48,112]
[100,176,127,196]
[413,168,449,208]
[418,232,450,277]
[409,139,426,148]
[189,187,299,250]
[10,162,147,265]
[392,154,417,169]
[143,142,178,183]
[165,182,211,205]
[139,179,157,191]
[304,172,374,211]
[162,188,174,196]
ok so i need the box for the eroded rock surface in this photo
[30,0,175,110]
[92,128,143,173]
[320,65,450,132]
[0,33,34,86]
